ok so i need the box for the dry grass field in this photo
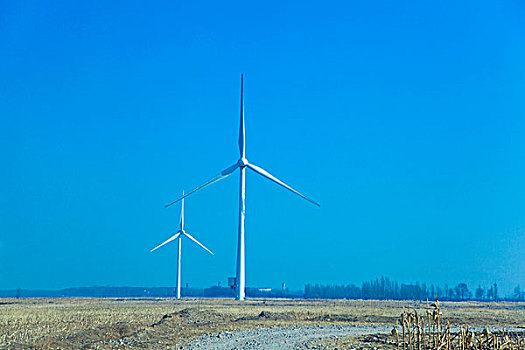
[1,298,524,349]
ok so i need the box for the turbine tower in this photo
[165,75,319,300]
[151,193,214,299]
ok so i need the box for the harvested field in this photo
[0,298,524,349]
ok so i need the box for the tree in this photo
[454,283,471,300]
[487,285,494,301]
[436,286,443,299]
[475,286,485,300]
[513,285,523,301]
[305,284,311,298]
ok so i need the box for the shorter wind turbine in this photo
[150,193,214,299]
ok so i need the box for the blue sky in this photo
[1,0,524,295]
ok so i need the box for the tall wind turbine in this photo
[151,193,214,299]
[165,75,319,300]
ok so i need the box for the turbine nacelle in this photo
[238,157,249,167]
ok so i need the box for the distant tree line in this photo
[199,286,302,298]
[0,287,178,298]
[1,279,523,301]
[0,286,301,299]
[304,277,520,301]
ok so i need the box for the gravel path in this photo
[186,324,392,350]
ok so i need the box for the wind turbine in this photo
[151,193,214,299]
[165,75,319,300]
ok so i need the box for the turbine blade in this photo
[246,163,320,207]
[150,232,181,252]
[164,163,239,208]
[239,74,245,158]
[183,232,214,255]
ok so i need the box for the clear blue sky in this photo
[1,0,524,295]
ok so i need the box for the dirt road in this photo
[186,324,392,350]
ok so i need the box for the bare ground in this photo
[1,298,524,349]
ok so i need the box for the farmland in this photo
[1,298,524,349]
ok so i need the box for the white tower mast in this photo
[176,235,182,298]
[176,195,184,299]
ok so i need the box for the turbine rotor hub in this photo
[238,157,249,167]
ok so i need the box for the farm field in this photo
[1,298,524,349]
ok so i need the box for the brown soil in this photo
[0,298,524,349]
